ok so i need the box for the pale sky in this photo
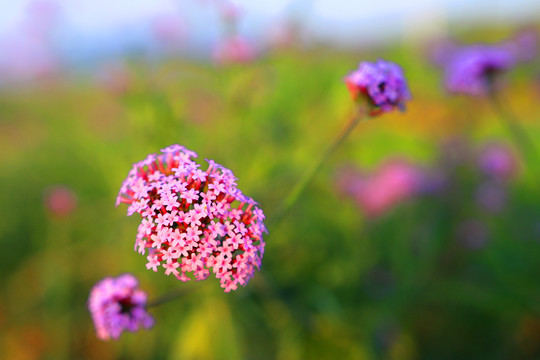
[0,0,538,67]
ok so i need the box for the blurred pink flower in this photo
[44,185,77,217]
[337,159,423,218]
[213,35,257,65]
[0,0,60,84]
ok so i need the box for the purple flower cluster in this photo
[430,30,539,95]
[116,144,266,293]
[443,45,515,95]
[345,59,411,115]
[88,274,153,341]
[477,142,518,181]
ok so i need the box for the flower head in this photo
[345,59,411,115]
[117,145,266,293]
[442,45,515,95]
[213,35,256,65]
[337,159,423,218]
[88,274,154,341]
[477,142,518,180]
[43,185,77,217]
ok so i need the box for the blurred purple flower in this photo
[478,142,518,180]
[443,45,515,95]
[345,59,411,115]
[503,29,539,63]
[117,145,266,293]
[88,274,154,341]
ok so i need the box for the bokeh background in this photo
[1,0,540,359]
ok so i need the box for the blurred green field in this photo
[1,33,540,360]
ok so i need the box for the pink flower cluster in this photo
[337,159,423,218]
[88,274,153,341]
[116,145,266,292]
[213,35,257,65]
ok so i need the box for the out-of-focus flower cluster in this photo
[336,159,424,218]
[88,274,154,341]
[116,145,266,293]
[337,139,519,222]
[213,35,257,65]
[431,31,538,95]
[345,59,411,115]
[43,185,78,217]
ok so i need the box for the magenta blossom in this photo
[117,145,266,293]
[337,159,423,218]
[345,59,411,116]
[44,185,77,217]
[88,274,154,341]
[213,35,256,65]
[477,142,518,180]
[443,45,515,95]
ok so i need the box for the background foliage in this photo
[1,25,540,359]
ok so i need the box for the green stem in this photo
[275,107,366,221]
[146,106,367,308]
[488,90,540,171]
[146,287,189,308]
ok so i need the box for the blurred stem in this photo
[275,106,366,221]
[146,287,190,308]
[488,90,540,172]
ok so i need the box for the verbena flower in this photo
[477,142,518,180]
[503,29,539,63]
[337,159,423,218]
[345,59,411,115]
[443,45,515,95]
[213,35,256,65]
[88,274,154,341]
[117,145,266,293]
[43,185,77,217]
